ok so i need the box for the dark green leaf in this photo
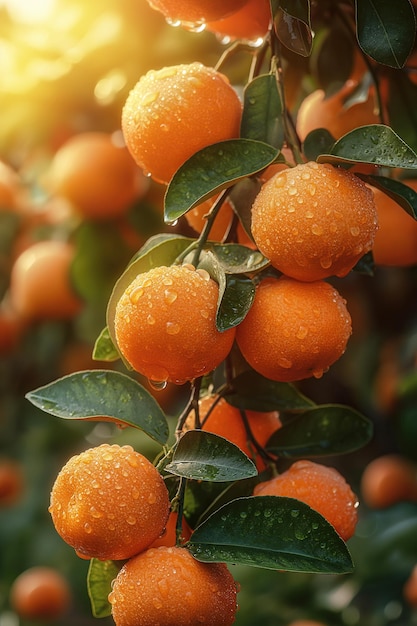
[164,139,279,222]
[165,431,258,482]
[93,327,120,362]
[387,72,417,154]
[188,496,353,573]
[353,250,375,276]
[226,370,315,412]
[318,125,417,168]
[87,559,120,618]
[216,275,255,331]
[357,174,417,218]
[302,128,336,162]
[266,404,373,457]
[241,74,284,148]
[209,243,269,275]
[271,0,313,56]
[106,234,195,363]
[25,370,169,444]
[355,0,416,68]
[310,26,356,90]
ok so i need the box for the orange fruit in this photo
[10,566,71,621]
[121,63,242,184]
[0,159,21,210]
[0,458,24,506]
[44,132,147,221]
[114,264,236,385]
[149,510,193,548]
[296,79,380,142]
[49,443,170,561]
[254,460,358,541]
[145,0,249,26]
[109,545,238,626]
[371,181,417,266]
[0,303,23,355]
[236,276,352,382]
[9,240,83,321]
[360,454,417,509]
[251,161,378,282]
[404,564,417,607]
[184,195,234,241]
[206,0,271,43]
[184,394,281,470]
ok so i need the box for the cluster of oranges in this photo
[48,443,238,626]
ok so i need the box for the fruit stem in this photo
[190,188,230,267]
[175,377,202,438]
[173,477,187,546]
[239,409,277,467]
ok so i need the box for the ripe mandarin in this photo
[360,454,417,509]
[109,546,238,626]
[184,394,281,470]
[121,63,242,184]
[49,444,170,561]
[10,567,71,621]
[236,276,352,382]
[206,0,271,43]
[251,161,378,282]
[10,240,82,321]
[44,132,147,221]
[114,264,236,385]
[296,79,380,142]
[149,510,193,548]
[145,0,248,26]
[254,460,358,541]
[372,181,417,266]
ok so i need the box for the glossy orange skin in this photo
[236,276,352,383]
[146,0,248,25]
[122,63,242,184]
[109,546,238,626]
[254,460,359,541]
[206,0,271,43]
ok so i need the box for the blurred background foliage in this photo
[1,0,417,625]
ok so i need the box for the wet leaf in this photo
[226,370,315,412]
[216,275,255,331]
[266,404,373,457]
[303,128,336,162]
[25,370,169,444]
[93,327,120,362]
[355,0,416,68]
[165,431,258,482]
[106,234,195,364]
[271,0,313,57]
[208,243,269,275]
[357,174,417,219]
[318,124,417,168]
[241,74,284,148]
[164,139,279,222]
[188,496,353,573]
[87,559,120,618]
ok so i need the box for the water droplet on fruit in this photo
[296,325,308,339]
[288,186,298,196]
[141,91,159,106]
[312,368,324,379]
[166,321,180,335]
[84,522,92,534]
[196,268,210,281]
[148,492,157,504]
[278,357,292,369]
[350,226,360,236]
[164,289,178,304]
[147,314,155,325]
[320,257,333,269]
[311,224,323,235]
[148,379,168,391]
[126,515,136,525]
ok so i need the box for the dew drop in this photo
[200,309,209,319]
[311,224,323,236]
[240,511,248,519]
[166,321,180,335]
[196,268,211,281]
[141,91,159,106]
[305,210,314,219]
[288,186,298,196]
[164,289,178,304]
[84,522,92,534]
[312,368,324,379]
[291,509,300,518]
[90,507,103,519]
[148,379,168,391]
[152,597,163,609]
[320,257,333,269]
[350,226,360,236]
[148,492,157,504]
[278,357,293,369]
[126,516,136,526]
[307,184,316,196]
[296,325,308,339]
[263,509,273,518]
[287,206,295,213]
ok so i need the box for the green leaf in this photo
[302,129,336,162]
[387,72,417,154]
[357,175,417,219]
[318,125,417,168]
[271,0,313,56]
[93,327,120,362]
[226,370,315,412]
[266,404,373,457]
[241,74,284,149]
[217,275,255,332]
[25,370,169,445]
[208,243,269,274]
[164,139,279,222]
[165,431,258,482]
[355,0,416,68]
[188,496,353,573]
[106,234,195,364]
[87,559,120,618]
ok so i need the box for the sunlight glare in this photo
[1,0,56,23]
